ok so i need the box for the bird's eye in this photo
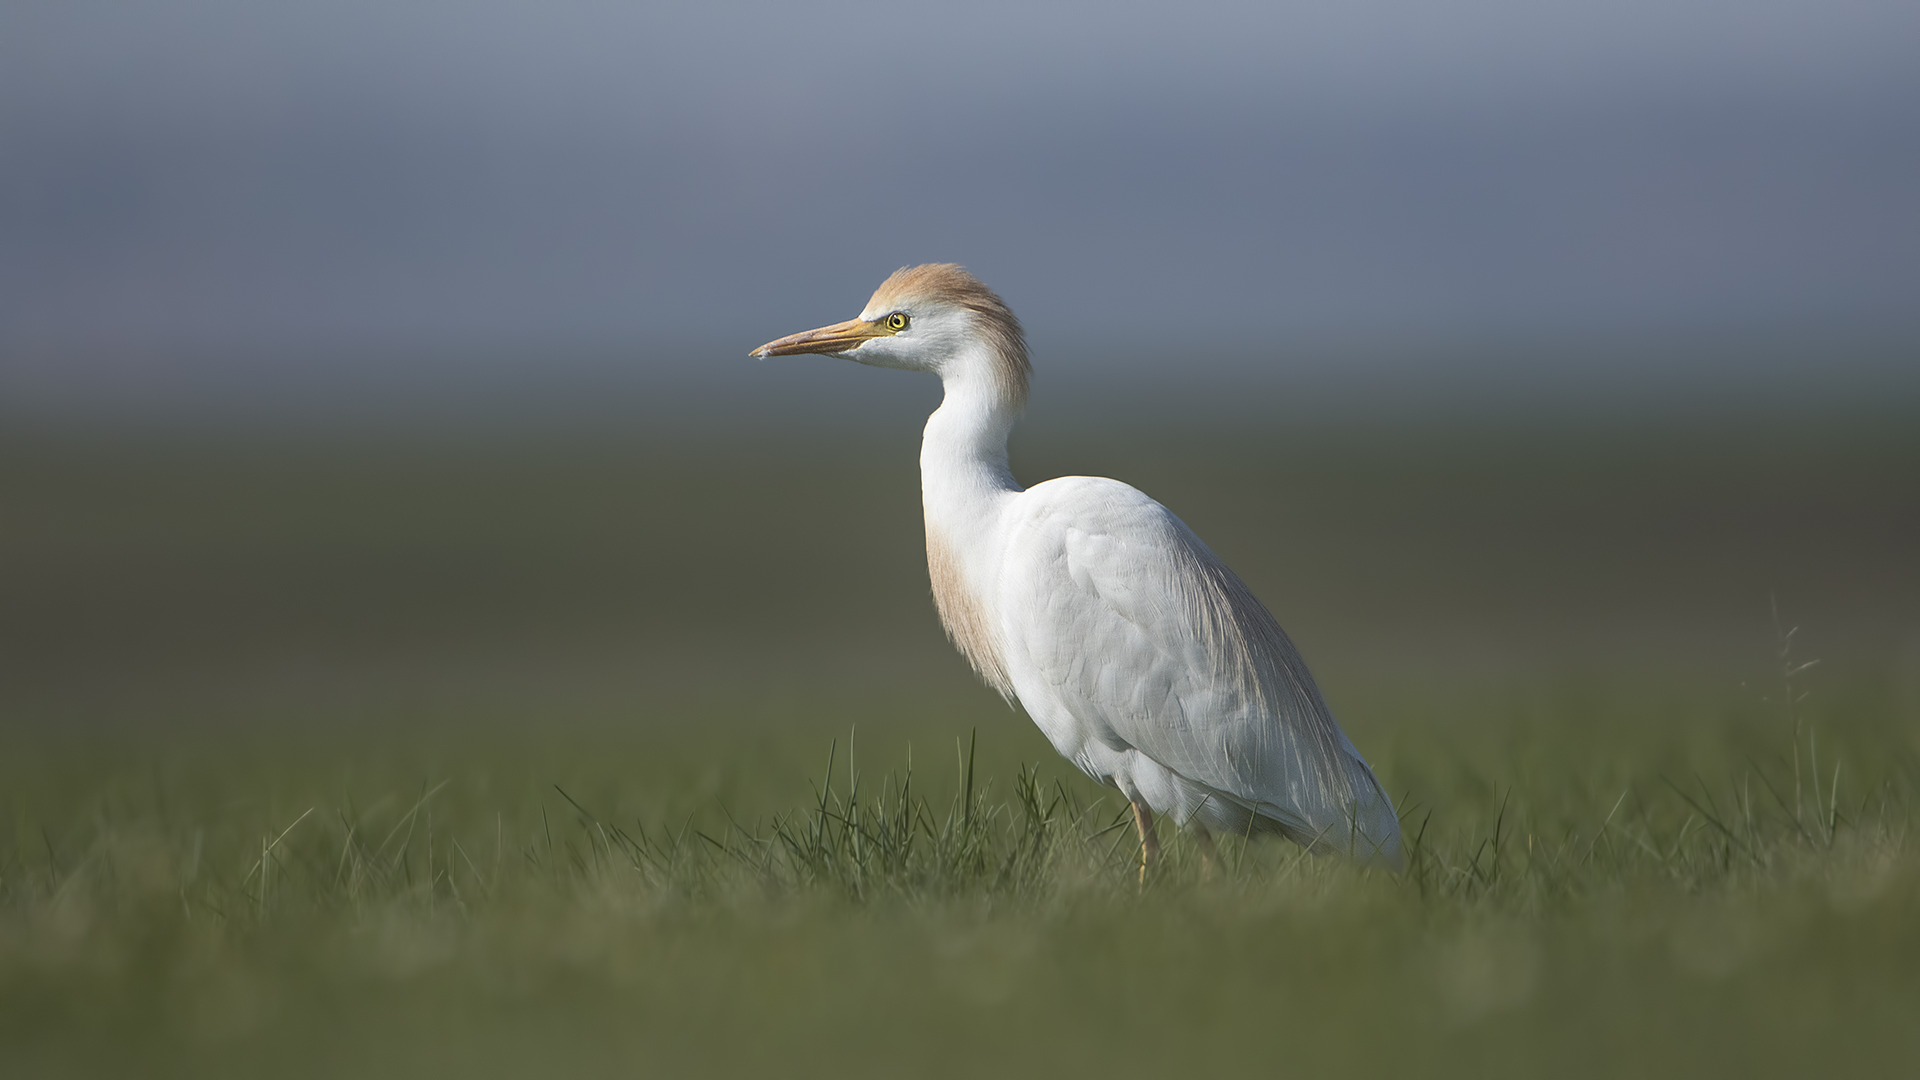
[885,312,910,332]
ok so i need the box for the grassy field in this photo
[3,413,1917,1076]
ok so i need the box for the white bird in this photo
[754,265,1400,873]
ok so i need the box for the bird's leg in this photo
[1130,798,1160,886]
[1191,821,1220,882]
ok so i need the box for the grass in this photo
[3,685,1916,1079]
[2,417,1915,1075]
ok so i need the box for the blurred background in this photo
[3,0,1917,753]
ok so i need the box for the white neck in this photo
[917,351,1026,698]
[920,361,1023,520]
[917,334,1036,699]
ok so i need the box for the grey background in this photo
[3,0,1917,424]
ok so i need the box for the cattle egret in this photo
[754,265,1400,874]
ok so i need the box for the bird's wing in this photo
[1001,477,1398,861]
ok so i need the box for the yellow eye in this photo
[885,312,909,332]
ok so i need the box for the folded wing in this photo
[1002,477,1400,865]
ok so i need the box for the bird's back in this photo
[994,476,1400,865]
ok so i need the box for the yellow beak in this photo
[751,318,893,358]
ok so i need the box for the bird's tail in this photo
[1341,757,1403,870]
[1266,754,1402,870]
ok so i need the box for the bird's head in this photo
[751,264,1030,404]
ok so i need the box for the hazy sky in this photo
[2,1,1916,416]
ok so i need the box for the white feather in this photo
[997,476,1400,863]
